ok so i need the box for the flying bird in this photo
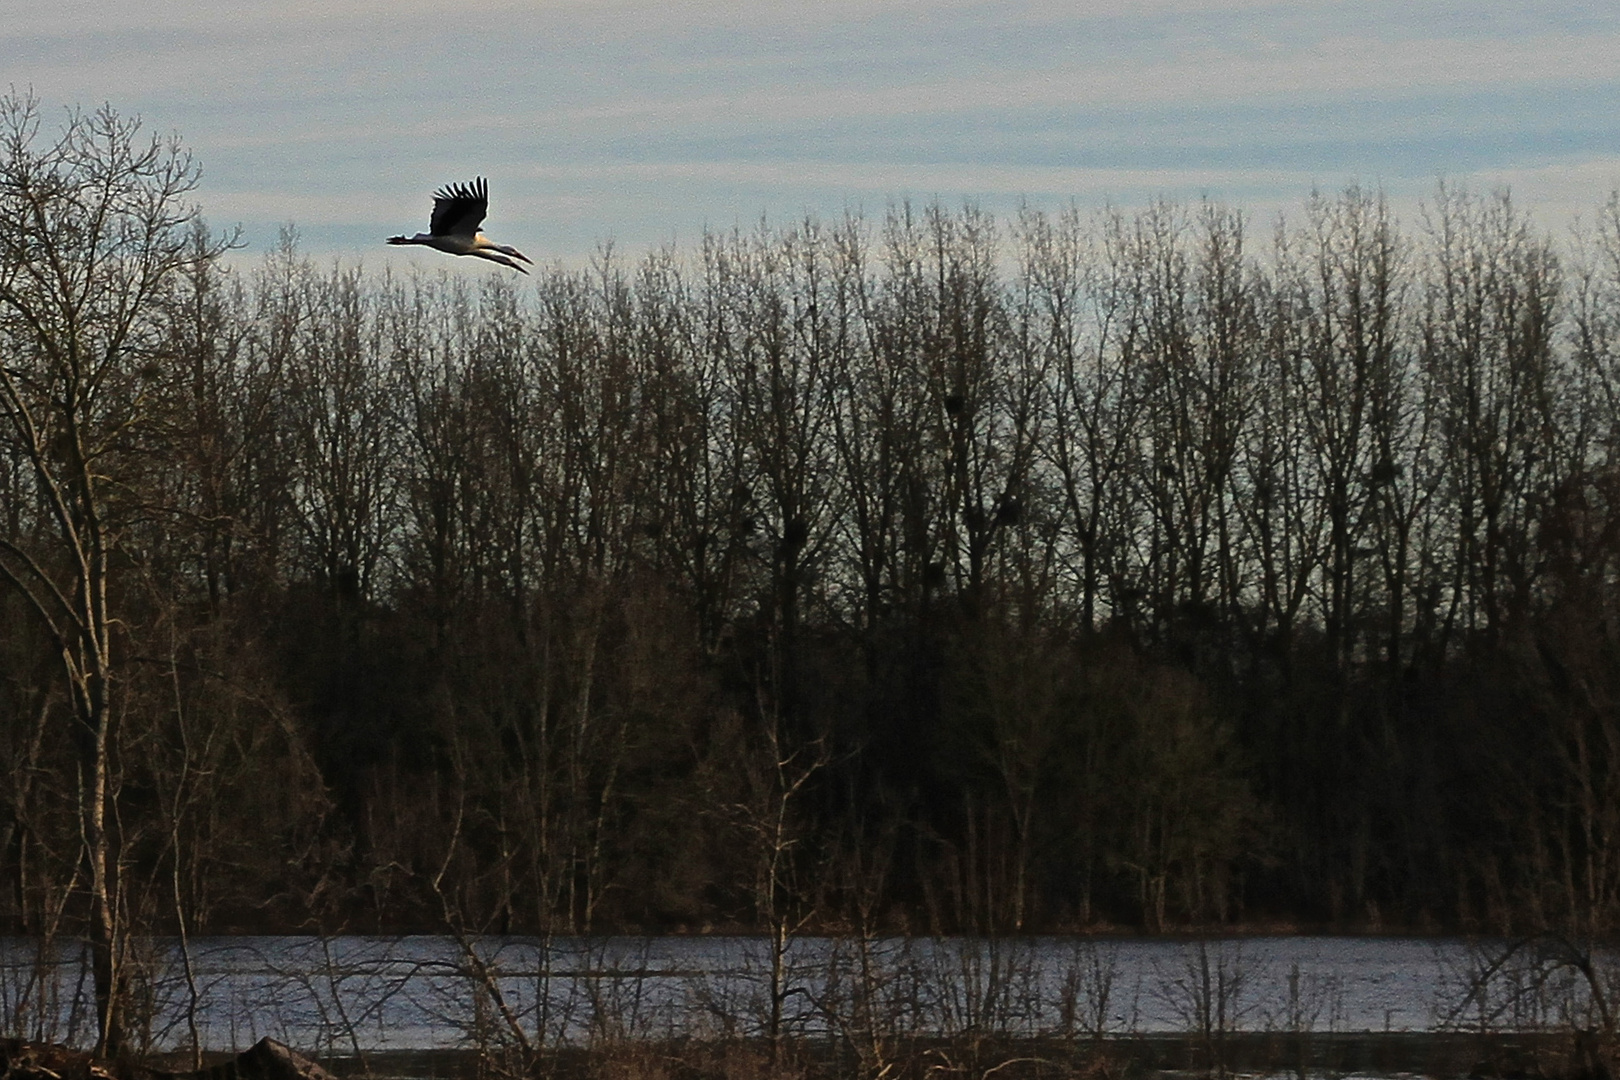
[387,177,533,273]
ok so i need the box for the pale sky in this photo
[6,0,1618,266]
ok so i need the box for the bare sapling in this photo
[1262,961,1344,1080]
[1054,938,1137,1064]
[1151,941,1261,1078]
[1442,935,1618,1079]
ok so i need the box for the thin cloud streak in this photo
[5,0,1615,262]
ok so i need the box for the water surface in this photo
[0,935,1589,1054]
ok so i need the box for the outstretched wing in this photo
[428,177,489,238]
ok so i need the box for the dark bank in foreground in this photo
[4,1032,1618,1080]
[0,1040,330,1080]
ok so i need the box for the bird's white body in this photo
[387,178,532,273]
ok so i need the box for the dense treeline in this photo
[6,98,1620,983]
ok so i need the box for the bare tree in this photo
[1421,186,1564,652]
[1031,204,1142,630]
[0,92,228,1052]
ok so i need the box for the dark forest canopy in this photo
[6,101,1620,960]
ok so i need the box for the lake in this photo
[0,935,1602,1055]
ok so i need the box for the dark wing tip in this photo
[432,176,488,204]
[428,177,490,236]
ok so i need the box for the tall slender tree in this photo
[0,93,226,1053]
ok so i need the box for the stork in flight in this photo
[387,177,533,273]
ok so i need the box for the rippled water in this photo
[0,935,1597,1053]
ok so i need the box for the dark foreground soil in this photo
[295,1032,1614,1080]
[12,1031,1615,1080]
